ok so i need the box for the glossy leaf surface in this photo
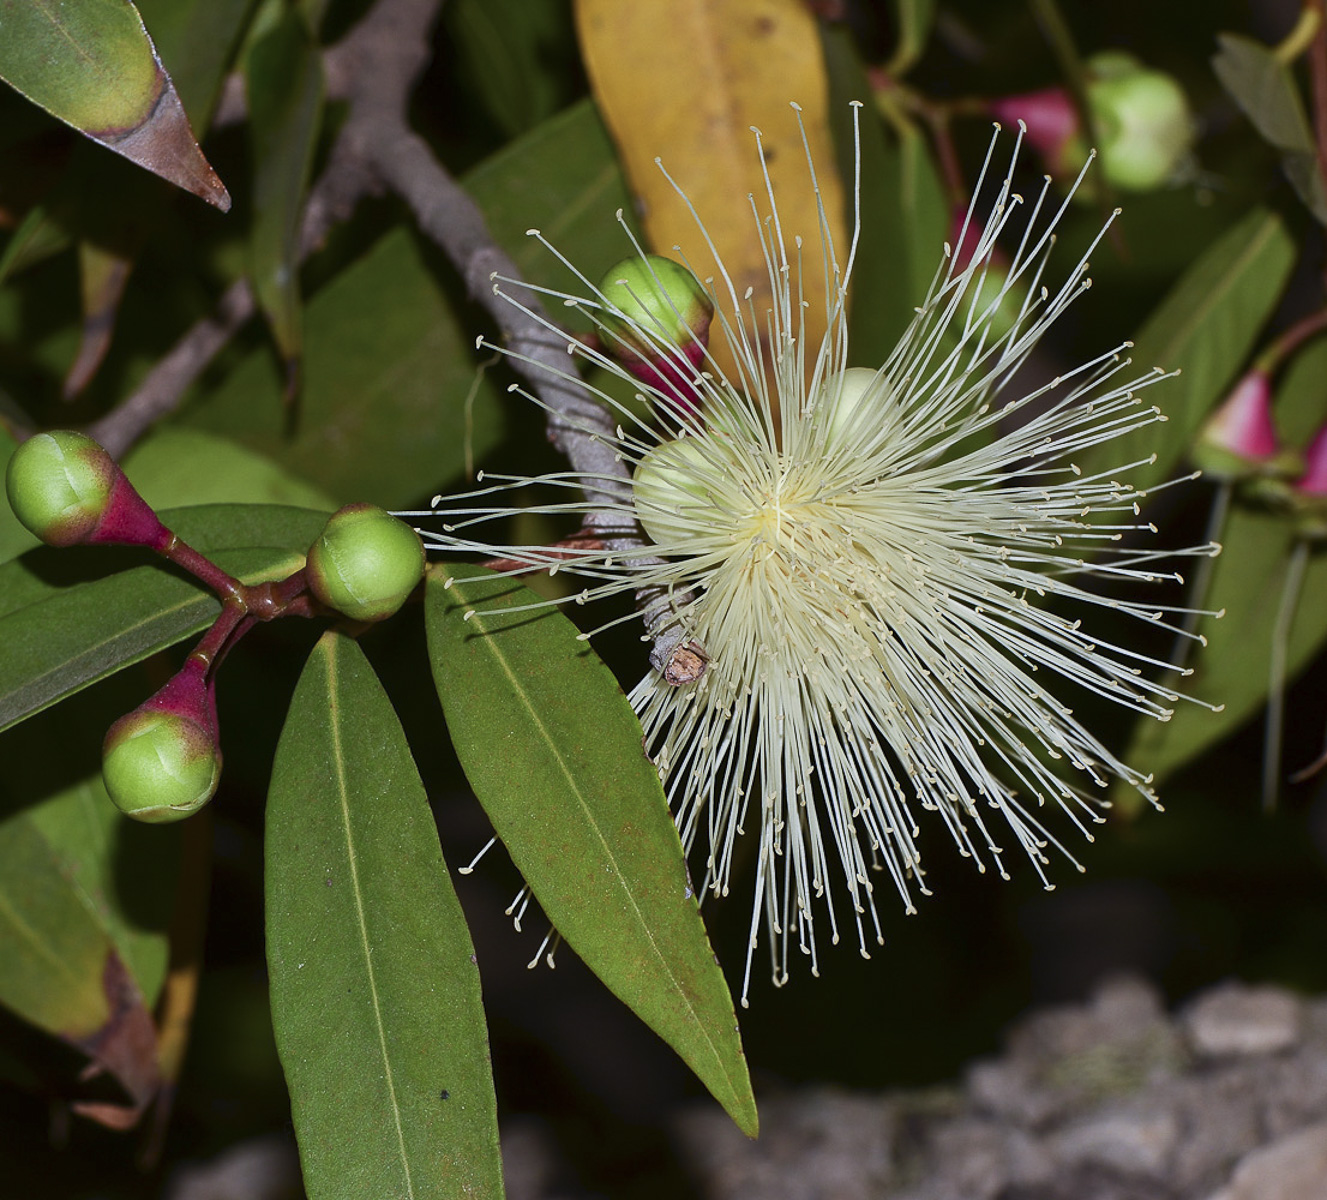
[184,230,504,508]
[1212,32,1327,224]
[136,0,256,128]
[267,632,502,1199]
[426,567,757,1136]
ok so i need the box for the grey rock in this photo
[1049,1104,1179,1176]
[673,1087,895,1200]
[1203,1119,1327,1200]
[163,1135,302,1200]
[1183,983,1304,1058]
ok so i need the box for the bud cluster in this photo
[5,434,427,822]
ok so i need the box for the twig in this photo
[340,0,702,677]
[87,0,703,677]
[86,278,254,457]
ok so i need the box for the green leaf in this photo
[1082,207,1295,492]
[0,204,68,288]
[0,0,230,209]
[445,0,577,138]
[246,6,324,376]
[1212,32,1327,224]
[465,97,638,303]
[1119,504,1327,795]
[0,807,119,1036]
[184,229,506,507]
[0,504,328,731]
[23,776,175,1009]
[886,0,936,75]
[425,567,758,1136]
[1272,337,1327,449]
[267,632,502,1200]
[122,427,337,512]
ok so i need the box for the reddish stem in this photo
[160,535,244,601]
[1256,306,1327,374]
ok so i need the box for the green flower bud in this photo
[306,504,426,622]
[103,710,220,823]
[5,431,117,547]
[1086,51,1193,192]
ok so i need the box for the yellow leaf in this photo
[575,0,845,408]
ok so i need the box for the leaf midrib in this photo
[325,640,416,1200]
[459,589,737,1106]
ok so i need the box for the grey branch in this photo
[87,0,704,680]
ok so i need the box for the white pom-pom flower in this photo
[418,109,1216,1005]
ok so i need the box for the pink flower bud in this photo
[1296,426,1327,497]
[990,86,1081,174]
[1193,371,1299,481]
[597,256,713,414]
[5,430,170,550]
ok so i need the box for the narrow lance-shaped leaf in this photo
[1212,32,1327,225]
[267,632,503,1200]
[246,6,325,389]
[886,0,936,75]
[0,785,164,1128]
[135,0,258,130]
[426,566,758,1137]
[0,505,329,732]
[1116,504,1327,803]
[0,0,230,209]
[1079,206,1295,492]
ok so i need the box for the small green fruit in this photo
[306,504,426,622]
[5,431,117,547]
[103,711,220,823]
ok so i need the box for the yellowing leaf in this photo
[575,0,844,399]
[0,0,230,210]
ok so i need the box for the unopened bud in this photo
[102,658,221,823]
[632,436,732,546]
[1193,371,1301,482]
[817,368,888,450]
[992,54,1194,194]
[1291,426,1327,539]
[1085,52,1194,192]
[598,256,713,412]
[306,504,425,622]
[990,86,1081,175]
[5,430,169,549]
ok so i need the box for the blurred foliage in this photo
[1,0,1327,1196]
